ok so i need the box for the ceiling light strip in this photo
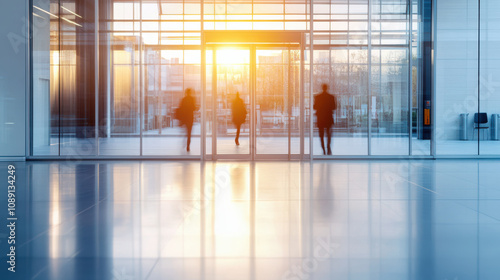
[34,5,59,18]
[61,6,82,18]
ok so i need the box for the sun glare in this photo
[216,49,250,65]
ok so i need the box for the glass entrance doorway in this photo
[205,43,303,160]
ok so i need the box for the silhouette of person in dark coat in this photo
[314,84,337,155]
[231,92,247,146]
[178,88,198,152]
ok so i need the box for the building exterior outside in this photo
[1,0,499,160]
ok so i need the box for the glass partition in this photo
[215,49,251,156]
[371,48,410,155]
[32,0,59,156]
[255,48,296,156]
[31,0,429,158]
[478,0,500,155]
[435,0,500,156]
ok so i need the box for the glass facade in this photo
[29,0,499,159]
[435,0,500,155]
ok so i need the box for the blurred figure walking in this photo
[314,84,337,155]
[231,92,247,146]
[176,88,198,152]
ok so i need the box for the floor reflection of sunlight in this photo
[23,160,500,279]
[212,164,249,257]
[49,172,61,259]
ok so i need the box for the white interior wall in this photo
[0,0,27,157]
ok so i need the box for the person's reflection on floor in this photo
[231,92,247,146]
[177,88,198,152]
[231,165,247,198]
[314,84,337,155]
[316,163,334,218]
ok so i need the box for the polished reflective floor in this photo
[1,160,500,279]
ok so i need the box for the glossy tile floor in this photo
[1,160,500,280]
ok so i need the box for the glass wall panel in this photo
[312,48,369,156]
[311,0,370,157]
[479,0,500,155]
[59,0,98,156]
[98,35,141,155]
[311,49,331,156]
[142,49,201,156]
[435,0,479,155]
[371,48,410,155]
[215,49,250,156]
[256,49,289,155]
[31,0,426,159]
[33,0,59,156]
[435,0,500,156]
[98,0,141,156]
[370,0,411,156]
[32,0,100,156]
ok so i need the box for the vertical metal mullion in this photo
[309,0,314,160]
[158,64,162,135]
[201,0,205,160]
[95,0,99,156]
[212,47,217,159]
[347,1,351,140]
[368,0,372,156]
[299,35,304,159]
[477,0,481,155]
[408,0,413,156]
[27,0,33,157]
[430,0,437,156]
[288,47,291,159]
[329,47,332,151]
[329,0,332,155]
[139,0,143,156]
[58,0,61,157]
[251,46,256,160]
[106,22,111,139]
[283,0,285,30]
[158,0,161,136]
[299,35,305,159]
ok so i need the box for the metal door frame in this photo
[201,31,306,160]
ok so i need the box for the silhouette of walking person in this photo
[177,88,198,152]
[231,92,247,146]
[314,84,337,155]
